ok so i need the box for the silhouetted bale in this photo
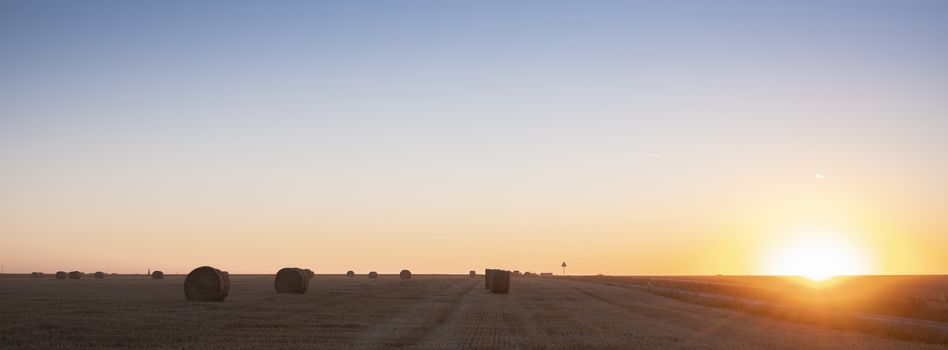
[469,270,476,278]
[368,271,378,279]
[303,269,315,279]
[523,271,537,278]
[274,267,311,294]
[152,271,165,280]
[400,270,412,280]
[346,270,355,278]
[485,269,498,289]
[221,271,231,296]
[68,271,82,279]
[31,272,44,278]
[94,272,105,279]
[490,270,511,294]
[55,271,67,280]
[184,266,230,302]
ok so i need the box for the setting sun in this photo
[762,231,874,282]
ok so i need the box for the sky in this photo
[1,1,947,275]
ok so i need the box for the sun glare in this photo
[763,230,872,282]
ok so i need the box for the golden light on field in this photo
[761,230,874,282]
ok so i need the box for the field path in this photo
[350,277,477,349]
[413,277,556,349]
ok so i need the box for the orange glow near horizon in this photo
[760,229,875,282]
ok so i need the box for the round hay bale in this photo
[184,266,230,302]
[221,271,231,296]
[31,272,44,278]
[68,271,82,280]
[94,271,105,279]
[368,271,378,279]
[490,270,511,294]
[469,270,476,278]
[152,271,164,280]
[55,271,67,279]
[485,269,497,289]
[400,269,412,280]
[274,267,310,294]
[303,269,315,279]
[346,270,355,278]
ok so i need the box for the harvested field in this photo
[0,275,941,349]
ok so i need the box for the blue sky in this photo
[1,1,947,274]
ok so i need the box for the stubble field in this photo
[0,275,940,349]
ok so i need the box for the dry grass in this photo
[0,275,941,349]
[603,275,948,322]
[571,275,948,344]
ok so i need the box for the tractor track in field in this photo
[392,278,479,348]
[351,277,476,349]
[409,278,557,349]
